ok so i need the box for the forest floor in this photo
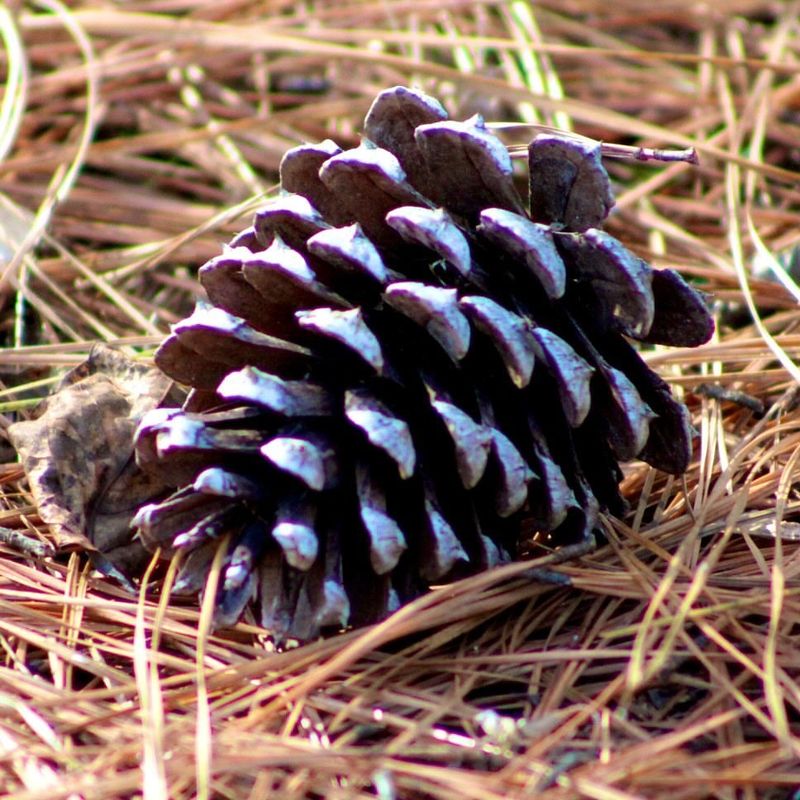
[1,2,800,798]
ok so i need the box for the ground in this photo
[0,2,799,798]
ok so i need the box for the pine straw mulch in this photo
[1,1,800,797]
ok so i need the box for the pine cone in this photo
[133,86,714,638]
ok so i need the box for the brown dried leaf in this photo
[8,345,174,566]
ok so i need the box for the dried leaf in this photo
[8,346,173,567]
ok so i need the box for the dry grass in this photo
[1,1,800,797]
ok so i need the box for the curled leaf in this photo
[8,346,174,572]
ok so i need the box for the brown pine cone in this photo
[132,86,714,639]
